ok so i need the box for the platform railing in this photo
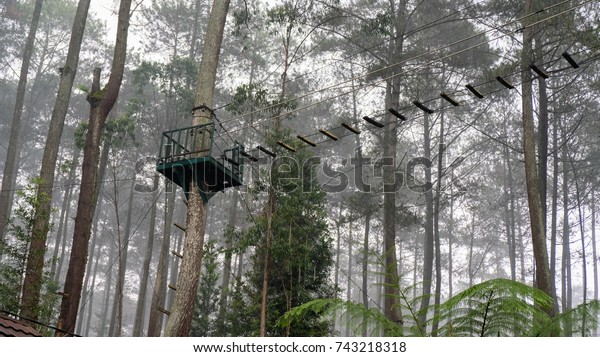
[222,143,244,181]
[158,123,244,183]
[158,123,214,164]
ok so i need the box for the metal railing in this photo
[158,123,244,182]
[158,123,214,164]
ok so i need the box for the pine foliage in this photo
[0,179,59,332]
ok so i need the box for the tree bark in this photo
[418,111,434,331]
[592,189,598,303]
[516,197,526,283]
[260,189,274,337]
[468,212,475,287]
[550,99,560,312]
[76,139,110,333]
[55,185,75,284]
[345,221,353,337]
[381,0,406,329]
[147,185,176,336]
[592,189,598,337]
[503,144,517,281]
[560,127,572,335]
[21,0,91,320]
[133,173,160,336]
[189,0,203,59]
[537,78,549,233]
[361,212,371,337]
[431,111,445,336]
[76,191,103,335]
[334,204,342,300]
[50,150,79,281]
[215,189,238,334]
[0,0,43,248]
[56,0,132,335]
[448,173,454,298]
[109,169,136,336]
[520,0,555,319]
[165,0,230,337]
[571,157,588,335]
[83,234,102,336]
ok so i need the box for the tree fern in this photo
[434,279,553,336]
[278,278,575,337]
[534,300,600,337]
[278,298,404,337]
[278,279,600,337]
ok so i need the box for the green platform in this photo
[156,123,244,202]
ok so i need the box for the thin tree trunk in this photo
[516,197,526,283]
[108,169,135,336]
[165,0,230,337]
[501,111,517,281]
[591,189,598,337]
[448,173,454,298]
[215,189,238,334]
[0,0,43,248]
[133,174,160,336]
[21,0,91,320]
[361,212,371,337]
[345,221,353,337]
[236,250,244,282]
[76,142,110,334]
[166,228,183,326]
[505,144,517,281]
[520,0,555,319]
[99,236,115,337]
[571,158,587,336]
[50,150,79,280]
[118,170,136,336]
[432,111,445,336]
[189,0,203,59]
[377,232,384,315]
[56,0,132,335]
[108,169,125,337]
[259,189,274,337]
[332,204,343,332]
[76,192,104,335]
[334,204,342,300]
[468,212,475,287]
[381,0,406,330]
[412,239,418,301]
[561,136,572,336]
[382,79,403,328]
[592,189,598,302]
[550,102,560,312]
[257,0,303,336]
[84,230,104,336]
[418,111,434,331]
[55,185,75,284]
[147,185,176,336]
[537,77,549,234]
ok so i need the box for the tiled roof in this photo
[0,314,42,337]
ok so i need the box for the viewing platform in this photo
[156,122,244,202]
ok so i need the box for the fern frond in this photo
[433,279,553,337]
[279,279,568,337]
[535,300,600,336]
[277,298,404,336]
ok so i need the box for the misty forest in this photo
[1,0,600,337]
